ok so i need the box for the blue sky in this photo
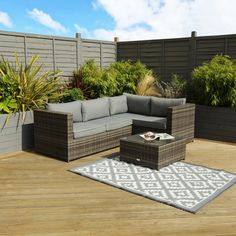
[0,0,236,41]
[0,0,114,36]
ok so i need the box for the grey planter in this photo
[195,105,236,142]
[0,111,34,154]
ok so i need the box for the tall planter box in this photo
[0,111,34,154]
[195,105,236,142]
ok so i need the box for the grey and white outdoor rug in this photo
[70,157,236,213]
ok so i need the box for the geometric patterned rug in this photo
[70,157,236,213]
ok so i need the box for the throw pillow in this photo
[81,97,110,121]
[47,101,82,122]
[109,95,128,115]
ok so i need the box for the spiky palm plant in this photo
[0,54,63,119]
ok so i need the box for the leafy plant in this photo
[192,54,236,107]
[155,74,187,98]
[0,98,17,114]
[76,59,118,98]
[61,88,84,102]
[0,54,63,118]
[0,66,16,114]
[108,60,152,95]
[74,59,152,99]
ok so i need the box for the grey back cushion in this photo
[151,97,186,117]
[109,95,128,115]
[81,97,110,121]
[47,101,82,122]
[124,93,151,115]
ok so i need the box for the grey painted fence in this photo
[117,31,236,81]
[0,30,117,81]
[0,112,34,154]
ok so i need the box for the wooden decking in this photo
[0,139,236,236]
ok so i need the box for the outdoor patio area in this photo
[0,138,235,236]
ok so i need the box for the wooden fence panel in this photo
[118,32,236,81]
[0,30,117,81]
[82,40,101,66]
[102,42,116,67]
[27,37,54,71]
[195,38,226,66]
[0,34,25,64]
[54,40,77,80]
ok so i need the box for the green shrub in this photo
[74,59,118,99]
[108,60,152,94]
[0,64,17,113]
[61,88,84,102]
[74,59,152,99]
[0,54,62,118]
[192,55,236,107]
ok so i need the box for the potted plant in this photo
[191,54,236,142]
[0,54,63,154]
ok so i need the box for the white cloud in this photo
[28,8,67,33]
[74,24,89,37]
[82,0,236,41]
[0,11,12,28]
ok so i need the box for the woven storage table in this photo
[120,134,186,169]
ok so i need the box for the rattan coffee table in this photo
[120,134,186,169]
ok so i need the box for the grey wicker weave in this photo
[34,110,132,162]
[34,103,195,162]
[120,135,186,169]
[132,103,195,143]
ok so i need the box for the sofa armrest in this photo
[34,109,73,142]
[167,103,195,142]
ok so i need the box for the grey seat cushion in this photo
[151,97,186,117]
[109,95,128,115]
[124,93,151,115]
[89,114,132,131]
[73,122,106,138]
[90,113,166,130]
[73,112,166,138]
[47,101,82,122]
[81,97,110,121]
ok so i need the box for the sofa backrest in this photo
[124,93,151,115]
[109,95,128,115]
[150,97,186,117]
[81,97,110,121]
[46,95,186,123]
[47,101,82,122]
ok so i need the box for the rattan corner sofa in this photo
[34,94,195,162]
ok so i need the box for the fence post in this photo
[137,41,140,61]
[187,31,197,100]
[75,33,82,68]
[161,40,165,81]
[100,42,103,68]
[224,37,228,54]
[52,37,56,72]
[23,35,27,65]
[114,37,119,62]
[189,31,197,78]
